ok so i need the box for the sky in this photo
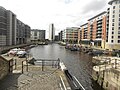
[0,0,110,38]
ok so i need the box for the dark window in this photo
[118,31,120,34]
[111,40,113,43]
[113,19,114,22]
[113,6,115,9]
[119,27,120,30]
[112,23,114,26]
[113,10,115,13]
[112,27,114,30]
[118,40,120,43]
[119,14,120,17]
[118,36,120,38]
[112,36,114,38]
[112,32,114,34]
[113,15,115,18]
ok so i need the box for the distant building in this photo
[63,27,79,44]
[49,23,55,41]
[58,31,63,41]
[55,35,59,41]
[31,29,45,41]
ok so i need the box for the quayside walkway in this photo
[0,55,71,90]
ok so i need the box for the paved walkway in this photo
[0,68,62,90]
[0,55,70,90]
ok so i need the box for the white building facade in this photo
[106,0,120,49]
[49,23,55,41]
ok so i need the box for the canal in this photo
[29,44,101,90]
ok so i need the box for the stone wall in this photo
[0,57,9,80]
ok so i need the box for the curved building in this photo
[106,0,120,49]
[0,6,7,46]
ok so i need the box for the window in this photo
[119,23,120,26]
[113,15,115,18]
[119,18,120,21]
[118,31,120,34]
[112,19,114,22]
[119,27,120,30]
[112,32,114,34]
[112,27,114,30]
[113,10,115,13]
[112,36,114,38]
[111,40,113,43]
[118,36,120,38]
[112,23,114,26]
[119,14,120,17]
[118,40,120,43]
[113,6,115,9]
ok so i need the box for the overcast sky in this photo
[1,0,110,38]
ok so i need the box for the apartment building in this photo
[106,0,120,50]
[79,23,89,45]
[49,23,55,41]
[0,7,7,46]
[79,12,107,48]
[63,27,79,44]
[88,11,107,48]
[16,20,31,44]
[31,29,45,41]
[0,6,31,46]
[0,7,17,46]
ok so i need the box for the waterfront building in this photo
[16,19,25,44]
[0,7,7,46]
[79,12,107,48]
[55,35,59,41]
[58,31,63,41]
[49,23,55,41]
[16,19,31,44]
[106,0,120,50]
[31,29,46,41]
[0,7,17,46]
[0,6,31,46]
[25,25,31,43]
[63,27,79,44]
[88,11,107,48]
[79,23,89,45]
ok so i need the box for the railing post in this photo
[26,60,28,72]
[42,60,44,71]
[22,61,24,73]
[14,59,17,70]
[58,58,60,69]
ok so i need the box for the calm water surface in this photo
[29,44,100,90]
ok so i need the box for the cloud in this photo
[81,0,107,14]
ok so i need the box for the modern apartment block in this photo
[78,11,107,48]
[106,0,120,50]
[16,19,31,44]
[0,6,31,46]
[88,11,107,48]
[49,23,55,41]
[31,29,45,41]
[63,27,79,44]
[79,23,89,45]
[0,7,7,46]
